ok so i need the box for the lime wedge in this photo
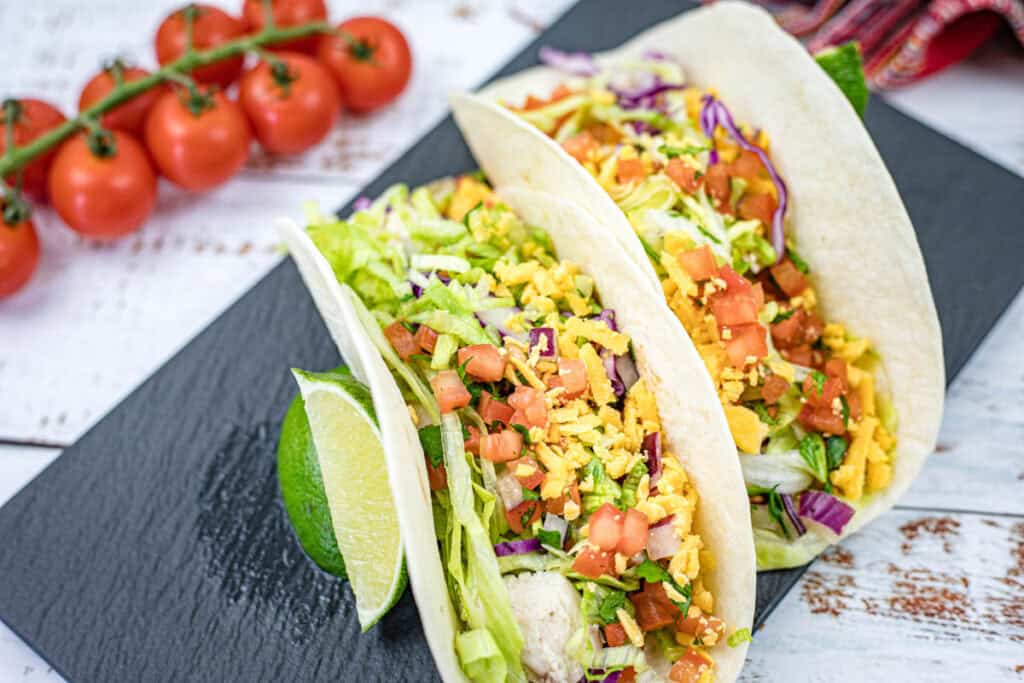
[815,42,869,118]
[290,368,406,630]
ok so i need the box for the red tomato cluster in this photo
[0,1,414,299]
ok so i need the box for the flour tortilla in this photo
[280,181,756,681]
[455,0,944,563]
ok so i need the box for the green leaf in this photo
[771,308,796,324]
[826,436,849,471]
[418,425,444,467]
[536,528,562,550]
[521,488,540,501]
[749,485,790,539]
[810,371,827,395]
[750,400,779,427]
[597,590,628,625]
[511,423,531,444]
[798,433,830,492]
[814,42,869,118]
[633,560,692,616]
[840,395,850,427]
[786,247,811,274]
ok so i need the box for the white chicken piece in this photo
[503,571,584,682]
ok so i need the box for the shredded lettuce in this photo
[739,451,814,494]
[456,630,508,683]
[619,461,648,509]
[441,413,525,681]
[431,334,458,370]
[581,458,622,515]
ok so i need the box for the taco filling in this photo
[304,176,744,682]
[505,54,898,568]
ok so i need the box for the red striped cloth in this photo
[712,0,1024,87]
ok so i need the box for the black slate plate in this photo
[2,1,1023,681]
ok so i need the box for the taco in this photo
[279,172,756,681]
[452,1,944,570]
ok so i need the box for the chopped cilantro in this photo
[418,425,444,467]
[786,247,810,274]
[537,528,562,550]
[639,236,661,262]
[597,589,627,624]
[840,395,850,427]
[772,308,796,324]
[748,485,790,539]
[520,501,539,529]
[634,559,693,616]
[511,423,531,443]
[810,371,827,395]
[751,401,779,426]
[461,201,484,228]
[826,436,848,471]
[798,433,831,492]
[521,487,540,501]
[727,628,753,647]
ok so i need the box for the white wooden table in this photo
[1,1,1022,680]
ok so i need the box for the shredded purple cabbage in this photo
[799,490,855,535]
[493,538,542,557]
[602,349,625,397]
[580,671,621,683]
[781,493,807,537]
[539,46,599,76]
[699,94,787,262]
[596,309,617,331]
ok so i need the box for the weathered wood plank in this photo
[743,509,1024,682]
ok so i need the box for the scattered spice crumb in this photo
[820,546,854,568]
[900,516,960,554]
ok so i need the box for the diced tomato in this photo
[619,668,637,683]
[505,500,542,535]
[770,257,808,297]
[724,323,768,368]
[464,425,480,455]
[678,245,717,281]
[737,192,776,226]
[521,94,547,111]
[616,157,645,184]
[669,650,712,683]
[846,390,862,421]
[479,391,515,426]
[761,374,790,404]
[562,131,598,163]
[676,612,724,639]
[781,344,814,366]
[549,358,588,399]
[802,375,843,409]
[705,163,730,204]
[480,429,523,463]
[798,403,846,435]
[630,581,679,631]
[426,458,447,491]
[572,545,616,578]
[508,456,544,490]
[617,508,650,556]
[716,264,751,295]
[751,282,765,309]
[711,292,760,327]
[508,386,547,428]
[431,370,471,413]
[603,623,628,647]
[824,358,848,389]
[384,321,418,361]
[545,482,580,515]
[589,503,625,551]
[520,84,571,111]
[414,325,438,353]
[727,149,767,180]
[458,344,506,382]
[770,309,823,349]
[665,158,703,194]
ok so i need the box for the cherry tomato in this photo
[0,211,40,298]
[430,369,471,414]
[154,5,246,88]
[78,64,165,138]
[0,99,67,202]
[240,53,340,155]
[48,131,157,240]
[384,320,417,360]
[242,0,327,55]
[317,17,412,113]
[457,343,506,382]
[145,89,252,192]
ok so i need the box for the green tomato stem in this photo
[0,19,331,179]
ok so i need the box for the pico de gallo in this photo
[305,176,746,682]
[506,49,899,569]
